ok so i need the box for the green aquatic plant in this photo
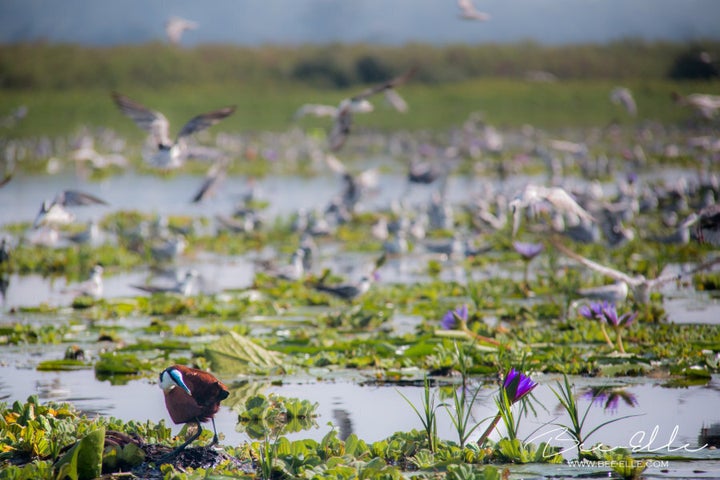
[238,394,319,439]
[550,374,642,460]
[602,448,648,479]
[445,464,507,480]
[397,375,441,452]
[443,343,488,449]
[494,437,562,464]
[53,427,105,480]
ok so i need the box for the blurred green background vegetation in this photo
[1,40,719,134]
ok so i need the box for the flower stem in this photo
[615,328,626,353]
[599,323,614,348]
[476,411,502,447]
[460,323,503,347]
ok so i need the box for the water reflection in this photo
[699,423,720,448]
[0,366,718,454]
[332,407,354,441]
[581,386,639,413]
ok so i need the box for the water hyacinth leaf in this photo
[205,331,284,374]
[54,427,105,480]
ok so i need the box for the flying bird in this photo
[111,92,235,170]
[509,184,595,237]
[672,92,720,119]
[165,16,198,45]
[553,240,720,305]
[327,67,417,152]
[458,0,491,21]
[158,365,229,459]
[610,87,637,116]
[33,190,108,228]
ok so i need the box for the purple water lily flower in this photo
[502,368,537,404]
[441,304,468,330]
[601,303,638,327]
[512,242,544,261]
[579,301,611,321]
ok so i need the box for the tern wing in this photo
[191,161,227,203]
[111,92,172,146]
[293,104,337,120]
[546,187,595,222]
[57,190,109,206]
[553,240,638,285]
[351,66,418,101]
[176,106,236,140]
[383,89,409,112]
[328,109,353,152]
[324,154,348,175]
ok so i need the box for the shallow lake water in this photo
[2,166,720,477]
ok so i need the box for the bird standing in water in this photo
[158,365,229,459]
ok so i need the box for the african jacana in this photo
[158,365,229,458]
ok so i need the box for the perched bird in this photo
[314,275,372,302]
[327,67,416,151]
[610,87,637,116]
[256,249,306,281]
[324,153,378,214]
[132,270,199,296]
[66,220,101,245]
[158,365,229,458]
[34,190,108,228]
[407,158,447,186]
[62,265,104,299]
[458,0,490,21]
[165,16,198,45]
[695,204,720,247]
[150,235,187,263]
[111,92,235,170]
[649,212,698,245]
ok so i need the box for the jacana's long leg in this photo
[157,419,203,463]
[208,417,219,446]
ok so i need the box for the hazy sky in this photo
[1,0,719,46]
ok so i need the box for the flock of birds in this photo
[3,66,720,308]
[2,8,720,461]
